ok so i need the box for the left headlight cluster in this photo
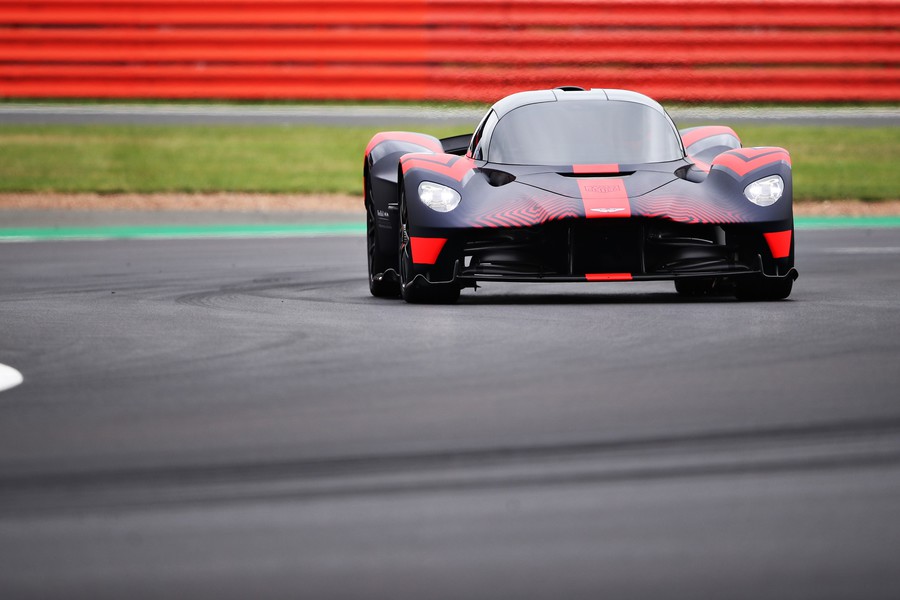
[418,181,461,212]
[744,175,784,207]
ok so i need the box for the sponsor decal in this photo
[577,177,631,218]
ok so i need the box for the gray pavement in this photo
[1,228,900,598]
[1,103,898,127]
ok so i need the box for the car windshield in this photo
[487,100,683,165]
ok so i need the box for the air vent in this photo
[483,169,516,187]
[558,171,634,178]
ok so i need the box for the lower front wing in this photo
[404,218,798,289]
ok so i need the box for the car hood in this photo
[513,167,678,199]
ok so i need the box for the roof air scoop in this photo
[561,164,633,177]
[554,86,585,92]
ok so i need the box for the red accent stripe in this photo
[681,126,739,148]
[586,273,633,281]
[691,159,712,173]
[409,236,447,264]
[470,195,582,228]
[577,177,631,218]
[633,193,745,224]
[401,154,475,182]
[712,147,791,177]
[365,131,442,156]
[764,230,792,259]
[572,163,619,174]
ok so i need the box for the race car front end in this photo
[398,149,797,300]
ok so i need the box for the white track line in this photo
[0,363,23,393]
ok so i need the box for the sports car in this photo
[364,87,797,303]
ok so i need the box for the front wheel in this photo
[734,276,793,301]
[366,181,399,298]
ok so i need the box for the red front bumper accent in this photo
[586,273,633,281]
[409,236,447,264]
[764,230,792,259]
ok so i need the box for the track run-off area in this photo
[1,222,899,598]
[1,87,898,600]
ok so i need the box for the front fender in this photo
[364,132,443,255]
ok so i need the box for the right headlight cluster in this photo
[744,175,784,207]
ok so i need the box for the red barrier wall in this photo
[2,0,899,102]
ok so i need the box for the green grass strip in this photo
[1,124,897,199]
[1,217,898,242]
[0,124,465,195]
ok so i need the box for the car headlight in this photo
[744,175,784,207]
[417,181,461,212]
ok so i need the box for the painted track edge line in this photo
[0,217,898,242]
[0,364,23,393]
[795,217,900,230]
[0,223,366,242]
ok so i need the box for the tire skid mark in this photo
[4,417,900,513]
[175,276,361,309]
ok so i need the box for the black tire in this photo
[398,186,460,304]
[366,174,400,298]
[734,276,793,301]
[674,277,720,297]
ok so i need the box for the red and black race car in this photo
[364,87,797,303]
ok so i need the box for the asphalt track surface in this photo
[2,227,900,599]
[2,103,899,127]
